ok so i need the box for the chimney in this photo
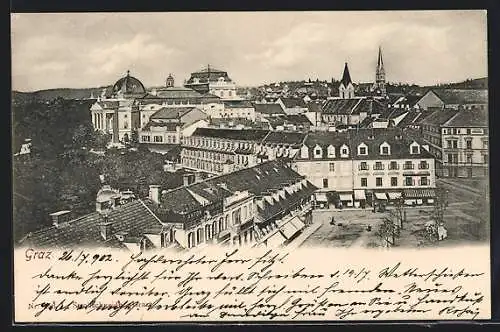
[99,218,113,241]
[149,185,161,204]
[50,210,72,228]
[183,173,195,186]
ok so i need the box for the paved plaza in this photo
[300,178,489,249]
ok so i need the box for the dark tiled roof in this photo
[443,108,488,127]
[267,114,313,129]
[393,95,422,107]
[298,129,434,160]
[262,131,307,145]
[191,128,270,141]
[151,107,195,119]
[223,100,254,108]
[322,99,361,115]
[142,122,179,131]
[279,97,307,108]
[307,103,322,113]
[254,103,286,115]
[432,89,488,105]
[19,200,168,248]
[420,109,459,126]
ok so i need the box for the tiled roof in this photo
[432,89,488,105]
[393,95,421,107]
[307,103,322,113]
[191,128,270,141]
[254,103,286,115]
[142,121,179,131]
[19,199,169,248]
[96,100,119,109]
[420,109,459,126]
[262,131,307,145]
[298,129,434,160]
[322,98,386,116]
[151,107,196,120]
[443,108,488,127]
[279,97,307,108]
[223,100,254,108]
[139,87,221,101]
[267,114,313,128]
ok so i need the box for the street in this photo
[299,177,490,249]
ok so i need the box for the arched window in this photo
[188,232,195,248]
[196,228,203,244]
[212,221,218,237]
[218,217,224,231]
[205,224,211,240]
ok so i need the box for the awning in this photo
[387,192,402,200]
[374,192,388,200]
[404,188,436,198]
[354,190,366,200]
[280,221,299,239]
[315,192,328,202]
[403,172,430,176]
[339,193,353,201]
[266,231,287,247]
[289,216,306,231]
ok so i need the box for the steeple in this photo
[341,62,352,88]
[375,46,386,97]
[339,62,355,99]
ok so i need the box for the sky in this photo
[11,11,487,92]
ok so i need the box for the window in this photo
[484,154,488,163]
[420,177,428,186]
[123,121,128,129]
[376,177,382,187]
[389,161,398,170]
[466,139,472,150]
[374,162,384,170]
[446,140,452,148]
[382,146,389,155]
[323,178,329,188]
[358,146,367,155]
[391,177,398,187]
[452,140,458,148]
[314,146,322,158]
[141,135,151,142]
[405,177,413,186]
[467,128,471,135]
[404,161,413,170]
[329,163,335,172]
[360,162,369,170]
[466,154,473,163]
[411,145,419,154]
[419,161,428,169]
[483,140,488,149]
[361,178,367,187]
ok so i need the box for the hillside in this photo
[12,86,110,104]
[430,77,487,90]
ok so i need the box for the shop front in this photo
[353,189,367,208]
[403,188,436,205]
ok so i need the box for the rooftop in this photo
[191,127,270,141]
[431,89,488,105]
[443,108,488,128]
[254,103,286,115]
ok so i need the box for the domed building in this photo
[184,65,240,100]
[90,70,143,145]
[111,70,147,98]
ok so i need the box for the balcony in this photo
[373,164,385,171]
[403,164,414,170]
[358,165,370,171]
[388,164,399,170]
[418,163,429,169]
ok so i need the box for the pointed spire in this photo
[341,62,352,87]
[377,46,384,68]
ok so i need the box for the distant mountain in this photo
[12,87,110,104]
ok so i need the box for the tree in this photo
[430,184,449,241]
[377,213,399,247]
[393,197,406,229]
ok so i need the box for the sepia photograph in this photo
[11,10,491,322]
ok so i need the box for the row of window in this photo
[325,160,429,172]
[305,142,421,159]
[443,128,487,135]
[445,139,488,150]
[141,135,178,143]
[182,157,224,173]
[321,176,429,188]
[186,137,253,150]
[446,153,488,164]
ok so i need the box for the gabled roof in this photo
[442,108,488,128]
[262,131,307,145]
[393,95,422,108]
[266,114,313,129]
[322,98,385,115]
[150,107,196,120]
[223,100,254,108]
[420,109,459,126]
[254,103,286,115]
[191,128,270,141]
[431,89,488,105]
[19,199,168,248]
[279,97,307,108]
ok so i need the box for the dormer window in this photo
[380,142,391,155]
[327,145,335,158]
[300,145,309,159]
[358,143,368,156]
[340,144,349,158]
[410,142,420,154]
[314,145,323,158]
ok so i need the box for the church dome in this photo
[112,70,146,96]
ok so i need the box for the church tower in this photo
[375,46,386,97]
[166,73,175,88]
[339,62,355,99]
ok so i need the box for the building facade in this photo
[184,65,239,100]
[292,128,437,207]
